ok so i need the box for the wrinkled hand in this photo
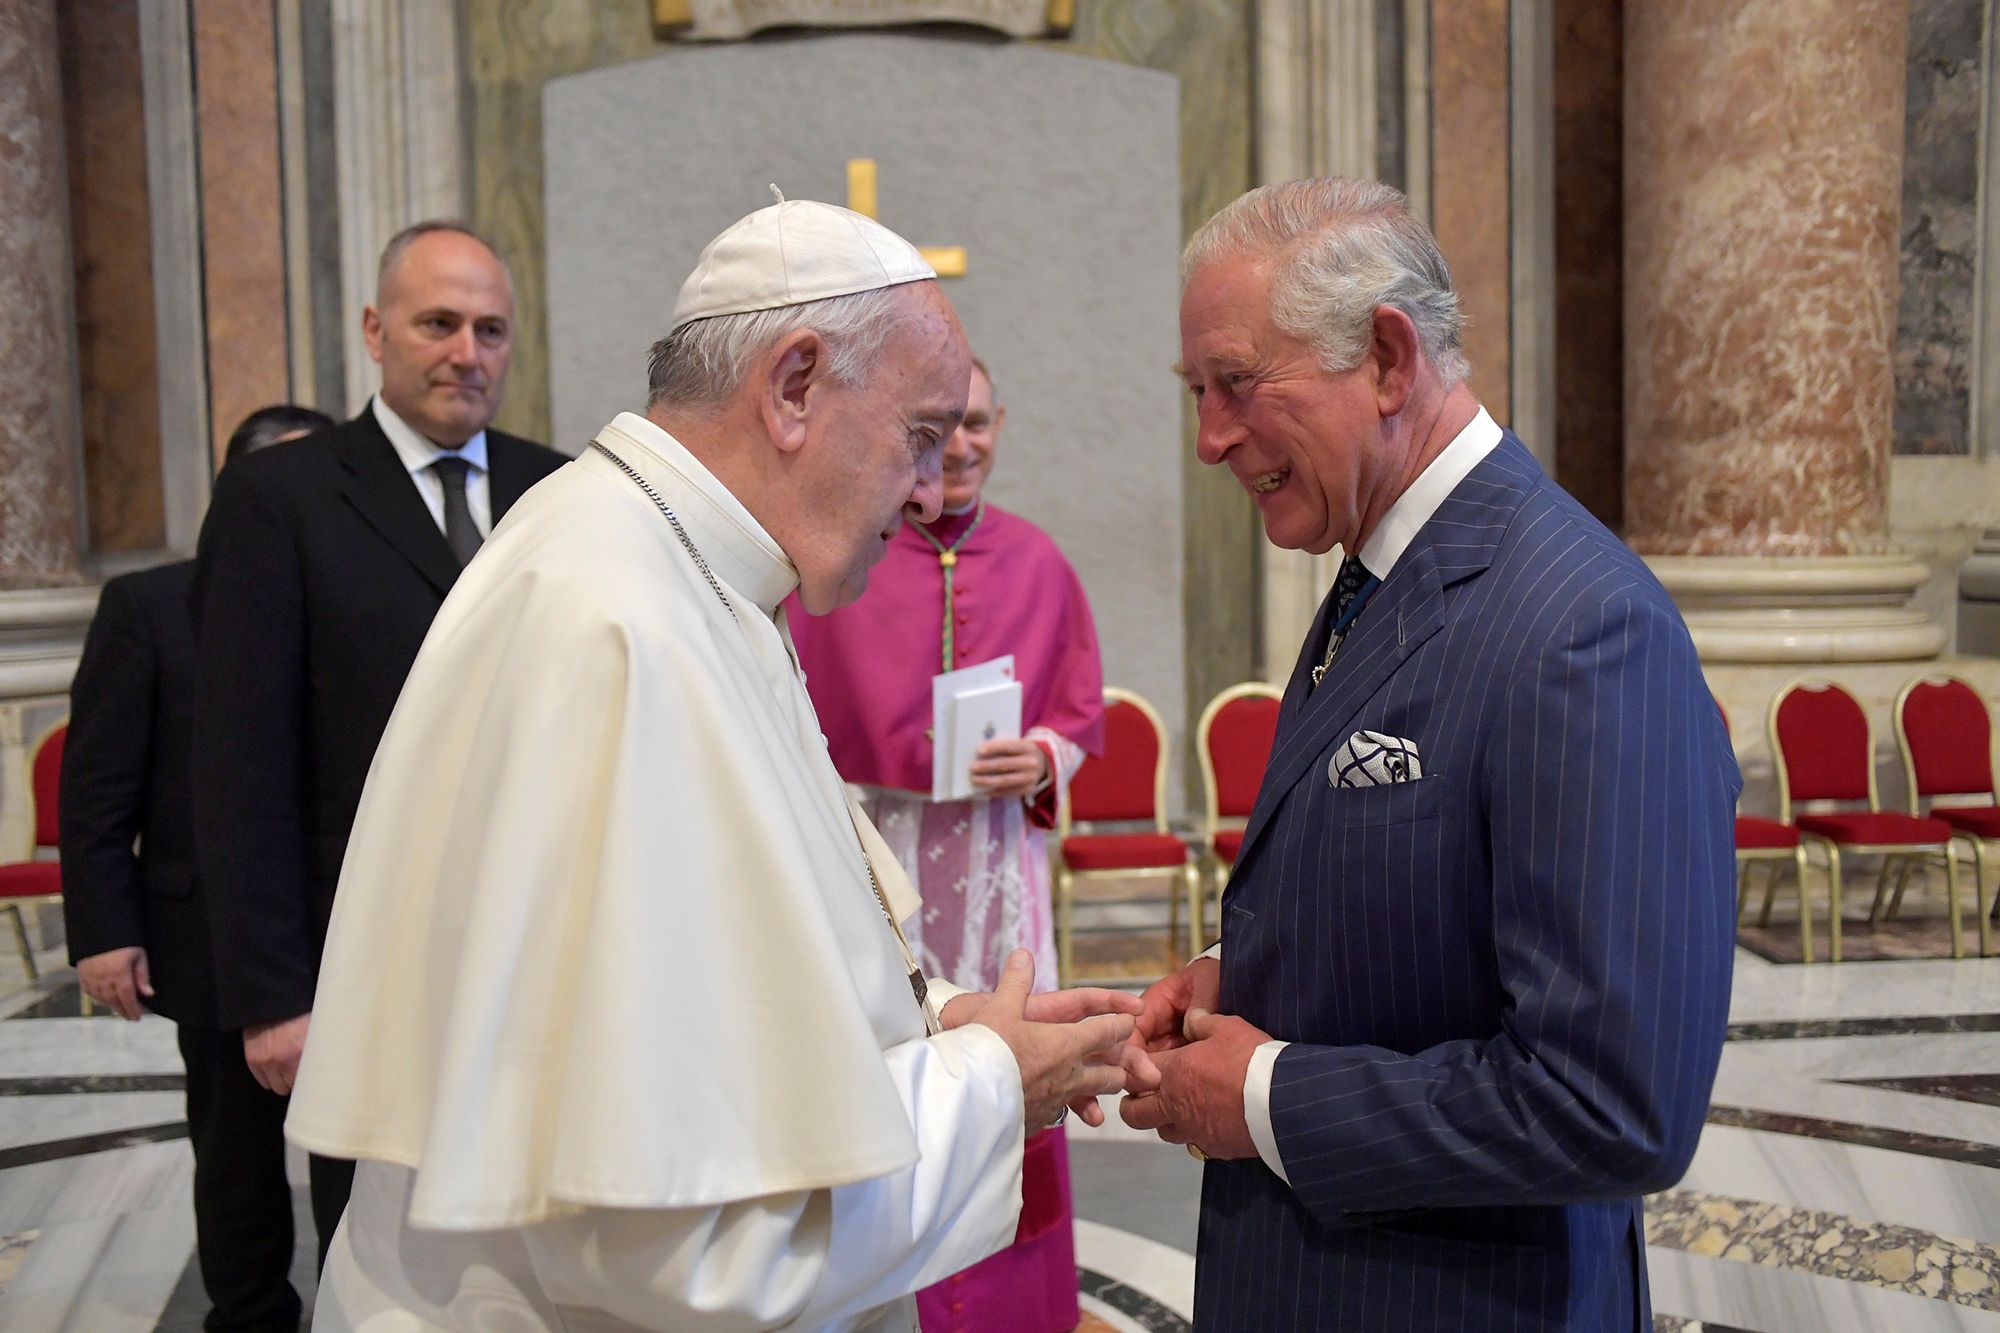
[1121,1006,1270,1161]
[970,738,1048,801]
[941,978,1143,1125]
[1132,955,1220,1055]
[77,947,152,1021]
[243,1012,311,1096]
[958,950,1139,1133]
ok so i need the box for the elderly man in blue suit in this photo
[1123,178,1739,1330]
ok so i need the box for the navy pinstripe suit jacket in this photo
[1199,435,1739,1330]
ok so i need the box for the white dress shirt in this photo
[371,395,493,539]
[1234,407,1503,1183]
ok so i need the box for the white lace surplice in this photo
[860,728,1084,994]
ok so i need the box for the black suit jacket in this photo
[191,410,566,1029]
[60,562,220,1026]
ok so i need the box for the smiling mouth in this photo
[1249,468,1289,494]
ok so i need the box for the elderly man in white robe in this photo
[287,197,1142,1331]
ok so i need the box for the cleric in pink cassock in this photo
[787,359,1104,1333]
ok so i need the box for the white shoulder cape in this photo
[288,418,937,1230]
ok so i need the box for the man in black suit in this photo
[191,222,567,1263]
[63,404,334,1332]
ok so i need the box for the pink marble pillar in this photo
[0,0,83,589]
[1625,0,1905,556]
[1623,0,1940,663]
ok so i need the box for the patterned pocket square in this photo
[1328,730,1424,788]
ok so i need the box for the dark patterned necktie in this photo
[433,455,482,567]
[1311,555,1379,689]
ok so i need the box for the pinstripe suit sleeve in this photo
[1266,588,1738,1225]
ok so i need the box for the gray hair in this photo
[376,219,509,297]
[646,285,917,408]
[1182,178,1469,386]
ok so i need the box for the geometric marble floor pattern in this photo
[1072,945,2000,1332]
[9,939,2000,1329]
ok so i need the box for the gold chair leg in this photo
[1822,841,1844,963]
[1737,861,1751,920]
[1886,857,1916,921]
[1185,863,1204,965]
[1757,858,1780,926]
[1201,860,1216,951]
[1167,870,1182,972]
[4,905,36,983]
[1945,847,1965,960]
[1188,858,1207,960]
[1793,846,1814,965]
[1210,859,1230,950]
[1056,866,1074,989]
[1975,841,1994,958]
[1867,858,1893,923]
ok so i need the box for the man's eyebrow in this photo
[1173,353,1252,379]
[1170,360,1191,379]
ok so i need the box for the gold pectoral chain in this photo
[592,439,937,1034]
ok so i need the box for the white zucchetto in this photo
[668,195,937,333]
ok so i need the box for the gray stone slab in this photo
[544,32,1187,776]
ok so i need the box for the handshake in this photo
[941,951,1267,1158]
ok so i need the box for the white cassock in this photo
[287,411,1025,1331]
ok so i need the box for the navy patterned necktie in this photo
[1311,555,1380,689]
[432,455,482,567]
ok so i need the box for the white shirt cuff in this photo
[1245,1039,1290,1183]
[927,977,971,1021]
[1199,942,1221,962]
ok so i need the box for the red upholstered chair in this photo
[1054,687,1198,986]
[1770,680,1962,962]
[1894,673,2000,957]
[1717,698,1818,962]
[1,720,66,981]
[1195,682,1282,951]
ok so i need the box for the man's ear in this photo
[1368,305,1422,417]
[760,328,828,455]
[361,305,386,366]
[991,403,1007,437]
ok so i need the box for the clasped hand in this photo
[941,950,1147,1134]
[968,737,1048,801]
[1117,955,1272,1162]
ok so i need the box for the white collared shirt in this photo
[1235,406,1504,1184]
[372,395,494,540]
[1355,407,1503,579]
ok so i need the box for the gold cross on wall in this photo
[846,159,966,278]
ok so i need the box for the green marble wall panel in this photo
[463,2,655,447]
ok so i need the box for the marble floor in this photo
[6,936,2000,1330]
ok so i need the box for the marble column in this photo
[1624,0,1942,662]
[0,0,95,872]
[1252,0,1395,679]
[0,0,83,592]
[332,0,467,415]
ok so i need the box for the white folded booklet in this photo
[931,657,1021,800]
